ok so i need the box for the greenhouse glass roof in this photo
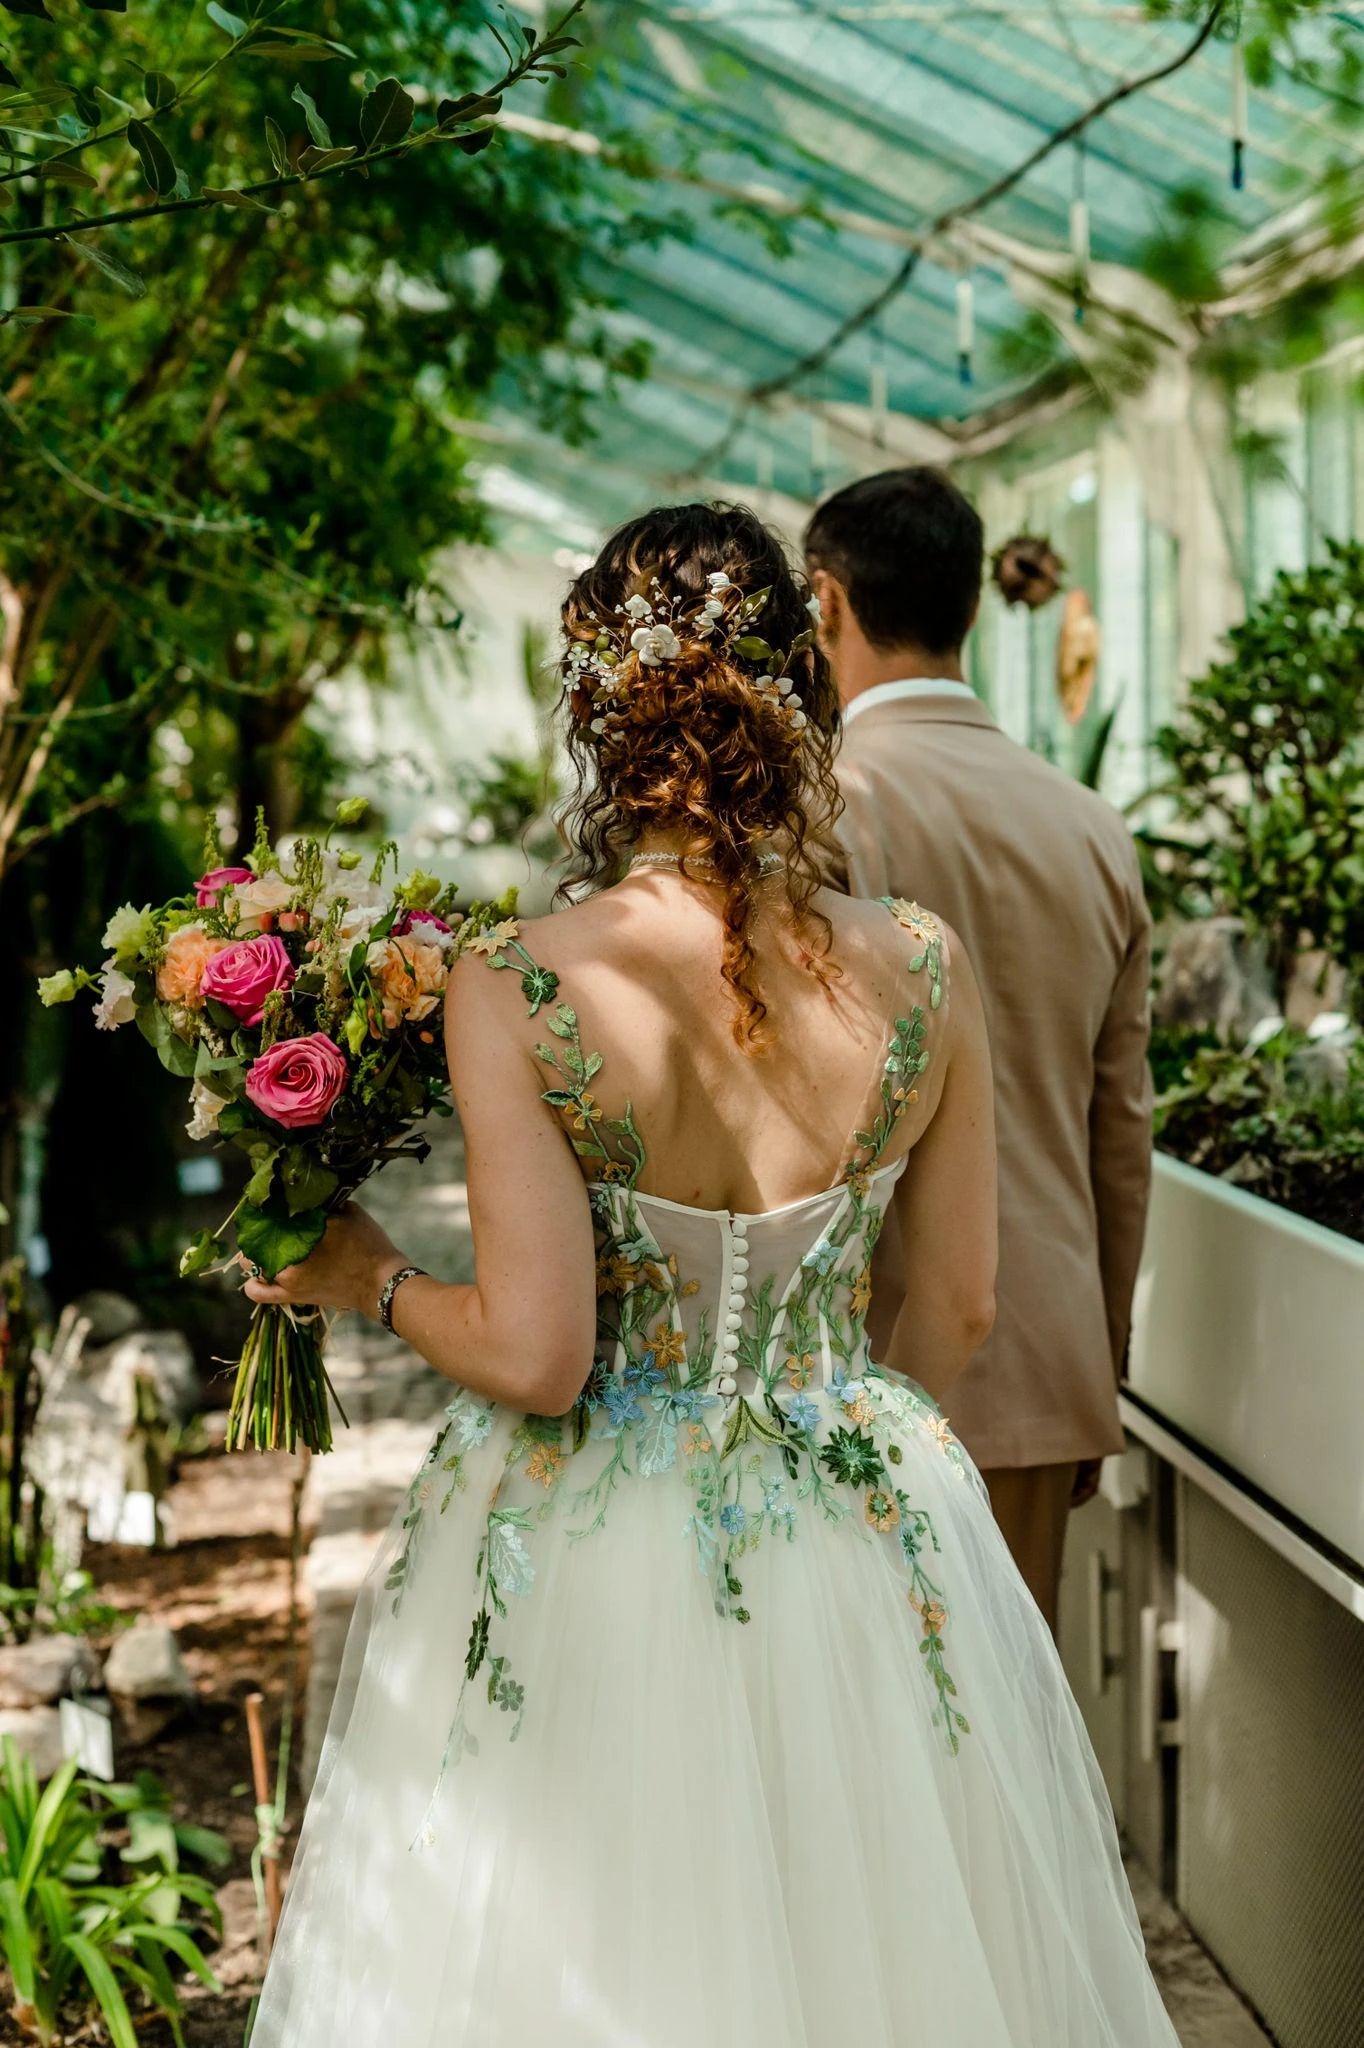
[482,0,1364,542]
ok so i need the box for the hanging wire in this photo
[869,327,889,448]
[955,271,975,386]
[1231,27,1249,190]
[809,412,829,497]
[1070,140,1090,323]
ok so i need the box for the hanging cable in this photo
[1070,141,1090,322]
[956,271,975,386]
[1231,31,1248,190]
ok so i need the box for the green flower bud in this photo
[36,970,77,1008]
[335,797,369,827]
[337,850,363,871]
[343,1007,369,1055]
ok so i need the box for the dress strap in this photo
[469,919,646,1187]
[841,898,949,1183]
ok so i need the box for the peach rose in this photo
[366,936,447,1033]
[156,924,229,1009]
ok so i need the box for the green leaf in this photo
[455,128,496,157]
[0,0,53,20]
[733,636,774,661]
[299,144,355,174]
[178,1231,217,1279]
[0,1878,35,2007]
[279,1147,338,1215]
[126,117,177,197]
[62,1932,138,2048]
[80,0,127,9]
[291,81,332,148]
[204,186,275,212]
[206,0,247,34]
[246,37,344,60]
[436,91,503,128]
[359,77,415,151]
[38,161,98,188]
[263,115,288,176]
[242,1143,281,1207]
[143,72,175,111]
[136,1005,198,1078]
[236,1200,326,1281]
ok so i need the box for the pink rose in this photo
[245,1032,349,1129]
[196,865,254,908]
[201,935,295,1026]
[395,908,452,936]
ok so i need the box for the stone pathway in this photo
[300,1129,1269,2048]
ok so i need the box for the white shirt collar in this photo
[841,677,977,727]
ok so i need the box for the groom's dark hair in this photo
[804,467,984,657]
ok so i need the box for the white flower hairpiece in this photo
[567,567,818,744]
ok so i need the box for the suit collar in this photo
[839,687,1000,735]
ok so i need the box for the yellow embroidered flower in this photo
[844,1393,875,1427]
[850,1268,872,1317]
[911,1595,948,1638]
[650,1322,687,1371]
[864,1488,900,1533]
[887,899,939,945]
[846,1168,871,1199]
[924,1412,957,1452]
[785,1352,815,1390]
[683,1423,713,1458]
[524,1443,564,1489]
[570,1092,601,1130]
[680,1278,701,1298]
[466,918,520,958]
[599,1162,630,1184]
[596,1254,638,1297]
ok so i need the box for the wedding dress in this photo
[253,898,1178,2047]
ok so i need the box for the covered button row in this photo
[717,1217,750,1397]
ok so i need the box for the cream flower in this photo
[467,919,520,959]
[93,962,137,1031]
[186,1078,230,1141]
[102,903,157,965]
[630,623,681,666]
[623,593,652,620]
[229,870,296,926]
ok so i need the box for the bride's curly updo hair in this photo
[558,500,842,1048]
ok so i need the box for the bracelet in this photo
[377,1264,427,1332]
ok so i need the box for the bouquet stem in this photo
[226,1303,348,1454]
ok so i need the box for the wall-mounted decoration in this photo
[990,533,1066,610]
[1057,586,1101,723]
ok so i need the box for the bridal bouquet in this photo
[38,802,507,1454]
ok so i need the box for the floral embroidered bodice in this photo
[390,897,975,1803]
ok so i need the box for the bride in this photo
[247,502,1177,2045]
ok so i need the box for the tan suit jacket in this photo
[837,692,1152,1468]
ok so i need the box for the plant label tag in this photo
[60,1696,115,1781]
[114,1491,158,1548]
[84,1479,126,1545]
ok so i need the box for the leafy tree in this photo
[1151,539,1364,1010]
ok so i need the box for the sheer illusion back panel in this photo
[497,885,951,1218]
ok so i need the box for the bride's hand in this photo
[241,1201,409,1317]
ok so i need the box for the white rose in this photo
[631,623,681,666]
[93,962,137,1032]
[186,1078,229,1141]
[229,870,296,924]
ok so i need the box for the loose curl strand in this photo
[556,502,844,1049]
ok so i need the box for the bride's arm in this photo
[880,935,997,1401]
[243,956,598,1416]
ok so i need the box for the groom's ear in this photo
[810,567,842,643]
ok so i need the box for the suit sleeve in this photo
[1089,866,1154,1380]
[834,748,892,900]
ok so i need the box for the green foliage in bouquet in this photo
[0,1742,224,2047]
[1150,541,1364,1013]
[39,799,513,1453]
[1154,1023,1364,1244]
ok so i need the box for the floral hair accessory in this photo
[567,568,819,743]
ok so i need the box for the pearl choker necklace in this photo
[628,850,785,880]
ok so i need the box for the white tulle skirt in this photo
[253,1378,1178,2047]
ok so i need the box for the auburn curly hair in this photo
[557,501,843,1048]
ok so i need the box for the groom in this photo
[806,467,1153,1632]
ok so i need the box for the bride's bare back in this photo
[512,873,952,1214]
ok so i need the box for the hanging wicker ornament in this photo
[1056,587,1101,724]
[990,533,1066,610]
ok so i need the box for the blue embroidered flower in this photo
[623,1352,666,1398]
[601,1377,645,1429]
[664,1384,719,1424]
[454,1405,495,1452]
[829,1365,867,1406]
[801,1237,840,1275]
[786,1392,821,1435]
[719,1502,747,1535]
